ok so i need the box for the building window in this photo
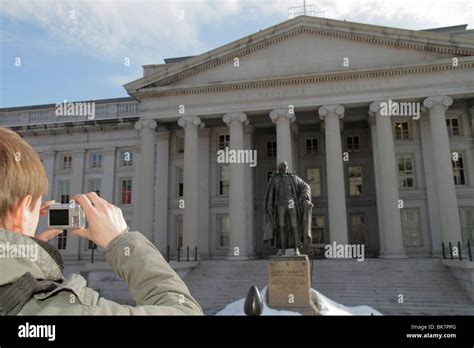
[401,208,423,247]
[350,214,366,245]
[88,179,101,196]
[394,122,409,140]
[61,154,72,170]
[177,137,185,154]
[459,207,474,245]
[452,153,465,186]
[306,168,321,197]
[348,166,363,196]
[266,141,277,158]
[305,138,318,154]
[177,168,184,197]
[90,152,103,169]
[57,230,67,250]
[120,178,132,205]
[219,134,230,150]
[446,118,460,136]
[346,136,360,153]
[398,156,415,189]
[58,181,70,204]
[216,215,230,249]
[311,216,325,244]
[120,150,133,167]
[175,215,183,249]
[218,165,230,196]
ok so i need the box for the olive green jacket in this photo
[0,229,203,315]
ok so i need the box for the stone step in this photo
[184,259,474,315]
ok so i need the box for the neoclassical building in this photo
[2,16,474,261]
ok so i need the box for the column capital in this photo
[368,100,389,116]
[269,108,295,124]
[223,112,249,126]
[178,116,204,128]
[423,96,453,110]
[318,104,345,120]
[134,119,157,130]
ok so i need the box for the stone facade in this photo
[1,16,474,263]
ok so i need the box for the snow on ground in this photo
[216,286,382,316]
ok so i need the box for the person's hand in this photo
[36,229,64,242]
[39,200,56,217]
[35,200,63,241]
[71,192,128,248]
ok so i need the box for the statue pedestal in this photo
[267,255,319,315]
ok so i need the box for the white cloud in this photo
[1,0,472,67]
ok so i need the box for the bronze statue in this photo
[263,161,313,255]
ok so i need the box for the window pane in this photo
[350,215,366,244]
[217,215,230,249]
[459,207,474,245]
[121,151,133,166]
[219,166,230,195]
[348,167,363,196]
[401,209,422,246]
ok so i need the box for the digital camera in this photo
[47,203,86,229]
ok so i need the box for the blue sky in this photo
[1,0,473,108]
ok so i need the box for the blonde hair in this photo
[0,127,48,224]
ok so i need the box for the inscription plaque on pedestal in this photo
[267,255,319,315]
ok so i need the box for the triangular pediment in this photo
[125,16,474,95]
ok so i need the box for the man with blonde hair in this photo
[0,127,202,315]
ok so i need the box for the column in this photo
[423,96,463,244]
[154,129,170,250]
[369,102,407,258]
[318,105,348,245]
[178,116,204,255]
[244,125,255,258]
[70,149,85,259]
[101,147,116,202]
[198,128,210,258]
[269,108,295,171]
[38,151,55,234]
[291,123,299,173]
[41,151,56,200]
[368,117,385,254]
[419,113,442,255]
[70,149,85,196]
[223,112,250,260]
[134,119,157,242]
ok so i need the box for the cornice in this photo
[136,59,474,99]
[127,20,474,93]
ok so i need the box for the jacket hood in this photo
[0,229,63,286]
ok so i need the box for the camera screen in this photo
[49,209,70,226]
